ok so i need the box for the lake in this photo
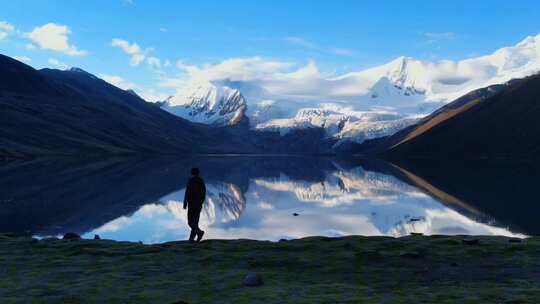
[0,156,537,243]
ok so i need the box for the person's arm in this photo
[202,182,206,203]
[183,181,191,209]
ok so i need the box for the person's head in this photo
[191,167,200,176]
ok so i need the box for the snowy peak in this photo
[161,80,247,126]
[385,57,428,94]
[160,33,540,145]
[362,56,429,99]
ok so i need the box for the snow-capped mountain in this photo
[159,34,540,143]
[161,80,247,126]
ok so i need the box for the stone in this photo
[292,212,299,216]
[63,232,81,240]
[242,273,264,287]
[93,234,101,240]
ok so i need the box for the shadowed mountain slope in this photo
[357,74,540,159]
[0,55,274,158]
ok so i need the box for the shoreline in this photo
[1,233,539,303]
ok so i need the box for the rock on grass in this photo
[243,273,264,287]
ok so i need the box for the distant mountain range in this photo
[0,54,219,157]
[2,34,540,158]
[358,73,540,159]
[0,54,340,158]
[160,34,540,145]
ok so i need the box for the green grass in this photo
[1,234,540,303]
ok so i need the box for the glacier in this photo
[157,34,540,143]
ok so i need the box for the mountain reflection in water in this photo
[0,156,533,243]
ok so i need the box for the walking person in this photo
[183,167,206,242]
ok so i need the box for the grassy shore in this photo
[1,233,539,303]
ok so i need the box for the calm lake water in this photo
[1,156,538,243]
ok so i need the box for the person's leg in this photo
[195,206,204,242]
[187,208,197,241]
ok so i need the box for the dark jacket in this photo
[183,176,206,209]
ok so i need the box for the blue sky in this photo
[0,0,539,100]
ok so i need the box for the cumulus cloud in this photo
[48,58,68,69]
[0,21,14,31]
[27,23,88,56]
[13,56,31,63]
[160,34,538,109]
[99,73,169,102]
[138,88,170,102]
[176,56,294,81]
[0,21,14,40]
[170,56,351,100]
[99,74,136,90]
[147,56,161,68]
[111,38,150,66]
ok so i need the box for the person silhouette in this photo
[183,167,206,242]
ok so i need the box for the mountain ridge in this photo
[159,34,540,145]
[356,73,540,159]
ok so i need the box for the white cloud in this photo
[25,43,36,50]
[98,73,169,102]
[158,76,186,89]
[99,74,136,90]
[147,56,161,68]
[169,56,340,99]
[27,23,87,56]
[176,56,294,81]
[0,21,14,40]
[0,21,14,31]
[111,38,150,66]
[285,36,355,57]
[48,58,68,69]
[159,28,167,32]
[138,88,170,102]
[13,56,31,63]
